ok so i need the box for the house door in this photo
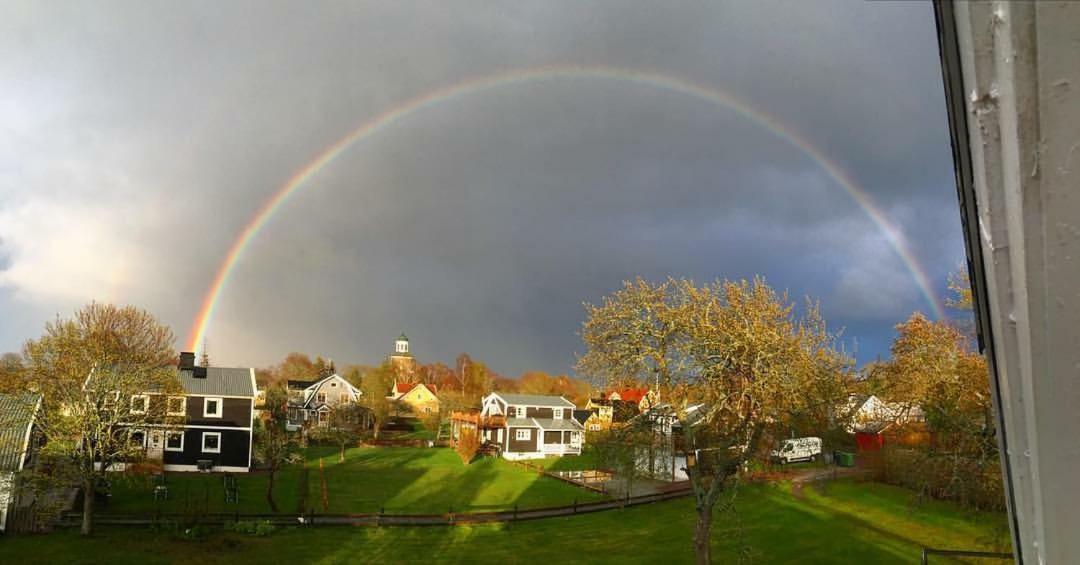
[148,430,165,460]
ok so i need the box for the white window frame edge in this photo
[201,431,222,454]
[515,429,530,441]
[165,430,185,452]
[203,397,223,418]
[130,394,149,415]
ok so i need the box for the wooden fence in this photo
[57,487,692,528]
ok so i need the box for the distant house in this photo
[846,395,925,434]
[469,392,584,460]
[583,397,641,430]
[606,387,660,412]
[0,393,41,533]
[286,373,363,430]
[389,382,439,416]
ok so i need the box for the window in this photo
[203,397,222,418]
[130,394,149,415]
[317,392,326,403]
[514,406,525,418]
[167,396,186,416]
[130,430,146,447]
[515,429,530,441]
[165,431,184,452]
[340,393,349,403]
[201,431,221,453]
[554,408,563,419]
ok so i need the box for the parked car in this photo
[770,436,822,465]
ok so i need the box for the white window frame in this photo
[167,396,186,416]
[514,406,525,418]
[130,394,149,415]
[317,392,327,403]
[203,397,223,418]
[340,393,349,404]
[201,431,221,454]
[129,428,147,447]
[515,429,530,441]
[165,431,185,452]
[554,408,563,420]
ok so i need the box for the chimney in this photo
[179,351,196,370]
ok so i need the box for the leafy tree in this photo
[578,278,849,564]
[255,384,300,511]
[277,352,318,383]
[310,403,365,463]
[361,361,397,439]
[0,352,28,394]
[22,303,183,536]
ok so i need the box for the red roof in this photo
[612,388,649,403]
[394,382,437,395]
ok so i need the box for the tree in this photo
[578,278,848,564]
[455,426,480,464]
[22,303,182,536]
[361,361,396,439]
[310,403,365,463]
[0,352,28,394]
[277,352,318,383]
[877,312,999,508]
[254,384,300,511]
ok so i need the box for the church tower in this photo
[390,332,417,380]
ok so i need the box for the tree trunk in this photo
[266,469,279,512]
[694,502,714,565]
[339,443,346,463]
[81,476,95,536]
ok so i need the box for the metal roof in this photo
[505,418,537,428]
[179,367,255,397]
[533,418,584,431]
[492,393,575,408]
[0,393,40,472]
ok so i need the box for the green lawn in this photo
[5,479,1010,564]
[101,466,306,515]
[305,446,606,513]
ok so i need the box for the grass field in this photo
[305,446,606,513]
[100,447,604,515]
[6,479,1010,564]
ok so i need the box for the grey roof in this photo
[494,393,575,408]
[533,418,584,431]
[505,418,538,428]
[179,366,255,397]
[0,394,40,472]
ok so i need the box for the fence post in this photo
[573,498,577,514]
[920,548,929,565]
[513,503,518,520]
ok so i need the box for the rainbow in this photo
[186,64,944,352]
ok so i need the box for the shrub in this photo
[224,520,278,537]
[879,447,1006,511]
[456,427,480,464]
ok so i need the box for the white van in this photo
[770,437,822,465]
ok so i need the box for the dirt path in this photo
[789,467,866,498]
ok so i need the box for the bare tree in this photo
[22,303,182,536]
[254,384,300,512]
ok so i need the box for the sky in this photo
[0,1,966,377]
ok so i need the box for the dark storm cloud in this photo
[0,1,964,375]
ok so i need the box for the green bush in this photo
[879,447,1006,511]
[224,520,278,537]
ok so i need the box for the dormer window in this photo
[514,406,525,418]
[554,408,563,420]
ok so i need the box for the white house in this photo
[476,392,585,460]
[287,373,362,430]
